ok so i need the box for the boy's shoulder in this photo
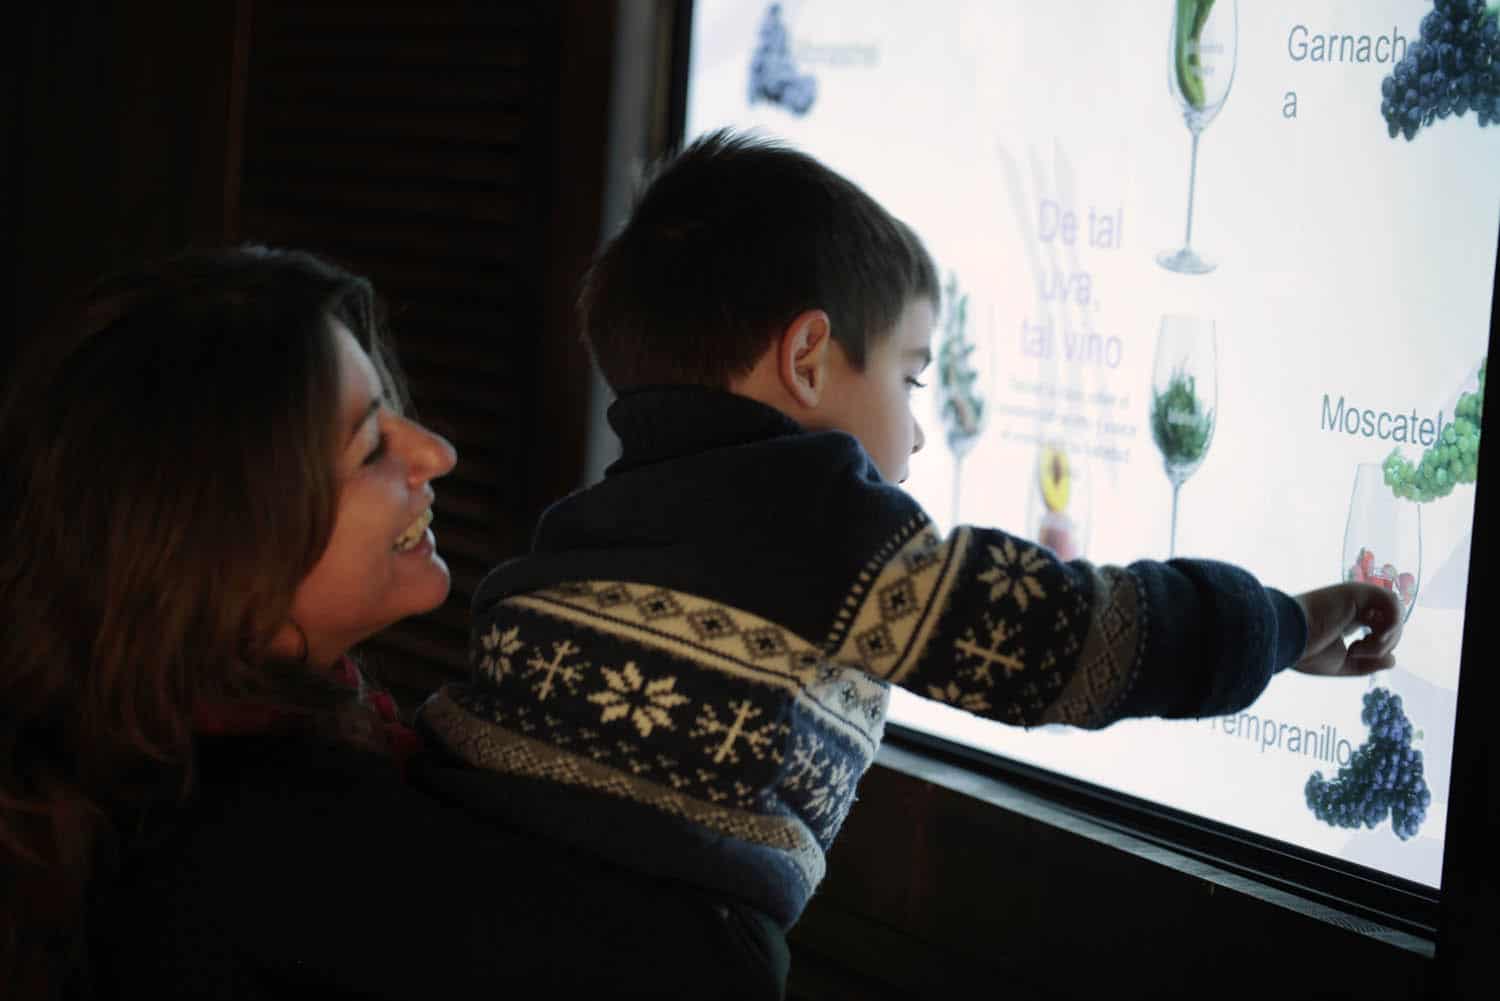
[473,390,930,617]
[588,385,919,521]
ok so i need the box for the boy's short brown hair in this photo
[579,129,939,391]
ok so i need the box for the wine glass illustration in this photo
[935,271,988,525]
[1343,462,1422,626]
[1156,0,1237,275]
[1150,315,1217,557]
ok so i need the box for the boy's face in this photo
[818,297,934,483]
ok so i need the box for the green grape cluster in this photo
[1384,357,1486,502]
[1151,368,1214,467]
[936,272,985,452]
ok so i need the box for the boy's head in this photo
[579,128,940,483]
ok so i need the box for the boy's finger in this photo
[1297,642,1347,675]
[1356,588,1402,631]
[1348,626,1399,661]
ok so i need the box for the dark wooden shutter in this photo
[237,0,612,706]
[7,1,247,365]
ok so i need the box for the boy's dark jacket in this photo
[415,387,1307,928]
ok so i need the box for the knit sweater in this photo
[416,387,1308,928]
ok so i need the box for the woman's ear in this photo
[777,309,832,408]
[268,620,311,665]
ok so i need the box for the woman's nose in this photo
[405,418,458,482]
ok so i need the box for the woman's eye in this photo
[363,433,389,466]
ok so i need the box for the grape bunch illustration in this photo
[1150,367,1214,470]
[748,3,817,116]
[1379,0,1500,140]
[935,272,985,456]
[1383,356,1485,502]
[1305,688,1431,841]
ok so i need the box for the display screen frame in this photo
[663,0,1498,957]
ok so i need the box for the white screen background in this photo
[685,0,1500,887]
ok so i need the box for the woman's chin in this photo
[393,531,451,602]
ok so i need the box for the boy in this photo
[413,129,1401,991]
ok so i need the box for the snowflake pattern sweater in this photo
[415,387,1308,928]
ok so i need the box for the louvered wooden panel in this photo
[238,0,611,707]
[2,22,20,370]
[8,1,247,354]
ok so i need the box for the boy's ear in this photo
[777,309,833,408]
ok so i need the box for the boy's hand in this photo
[1291,583,1403,677]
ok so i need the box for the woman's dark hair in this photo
[0,245,406,995]
[579,128,940,390]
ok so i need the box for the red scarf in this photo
[192,656,424,775]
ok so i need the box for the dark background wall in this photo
[6,0,615,706]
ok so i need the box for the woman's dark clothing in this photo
[86,733,788,1000]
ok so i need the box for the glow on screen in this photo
[684,0,1499,888]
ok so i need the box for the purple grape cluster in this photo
[1380,0,1500,140]
[748,3,816,116]
[1305,688,1431,841]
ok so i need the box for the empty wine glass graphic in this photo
[1343,462,1422,626]
[1157,0,1237,275]
[1150,315,1217,557]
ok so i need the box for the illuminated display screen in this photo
[684,0,1499,888]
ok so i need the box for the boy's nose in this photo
[911,418,926,454]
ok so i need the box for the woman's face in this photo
[279,320,458,666]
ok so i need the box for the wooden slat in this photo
[258,68,533,106]
[247,103,530,143]
[402,365,534,413]
[266,5,541,30]
[254,36,531,71]
[243,179,521,226]
[389,330,529,378]
[236,209,523,260]
[430,480,524,528]
[247,146,528,185]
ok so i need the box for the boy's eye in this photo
[905,377,927,390]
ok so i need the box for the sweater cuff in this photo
[1267,588,1308,672]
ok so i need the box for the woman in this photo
[0,247,785,999]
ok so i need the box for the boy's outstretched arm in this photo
[830,521,1402,729]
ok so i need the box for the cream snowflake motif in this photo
[977,539,1048,611]
[690,700,787,765]
[781,733,827,792]
[926,680,991,713]
[805,758,856,825]
[586,661,691,738]
[777,731,858,837]
[477,623,524,682]
[953,614,1025,687]
[524,640,587,701]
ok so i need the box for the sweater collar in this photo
[605,386,804,476]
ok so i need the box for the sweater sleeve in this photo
[825,518,1308,728]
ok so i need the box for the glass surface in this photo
[684,0,1500,891]
[1342,462,1422,624]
